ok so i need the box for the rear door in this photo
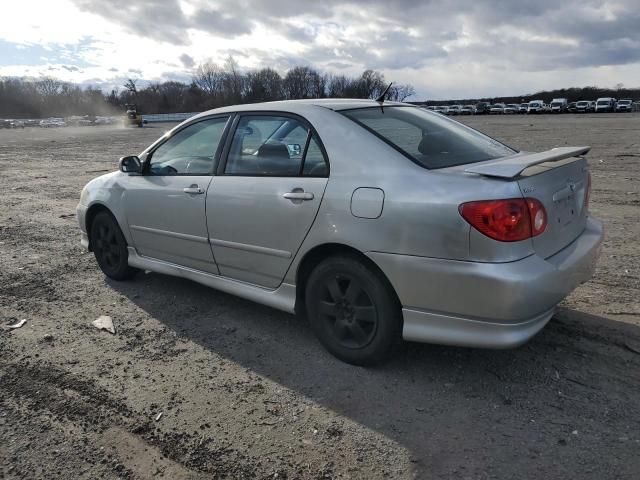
[206,113,329,288]
[517,157,590,258]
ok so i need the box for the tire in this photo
[90,211,138,281]
[305,255,402,366]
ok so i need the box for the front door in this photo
[124,116,230,274]
[206,113,329,288]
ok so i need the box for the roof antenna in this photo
[376,82,393,103]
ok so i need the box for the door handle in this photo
[283,191,314,201]
[183,185,204,194]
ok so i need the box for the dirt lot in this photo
[1,113,639,479]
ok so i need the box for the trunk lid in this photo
[465,147,590,259]
[518,157,589,258]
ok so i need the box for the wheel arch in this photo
[294,243,402,317]
[84,203,117,251]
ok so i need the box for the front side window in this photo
[149,116,229,175]
[224,115,328,176]
[341,106,515,169]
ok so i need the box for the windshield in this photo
[619,100,632,105]
[597,101,608,105]
[577,101,588,106]
[340,106,515,169]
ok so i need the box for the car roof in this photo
[189,98,410,120]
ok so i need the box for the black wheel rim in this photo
[94,223,121,270]
[318,273,378,349]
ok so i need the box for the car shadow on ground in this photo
[109,271,640,478]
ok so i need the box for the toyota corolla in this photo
[77,99,603,365]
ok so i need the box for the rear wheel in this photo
[305,255,402,365]
[90,212,138,280]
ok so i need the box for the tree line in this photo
[0,77,110,118]
[0,58,415,118]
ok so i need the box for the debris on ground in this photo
[155,412,163,422]
[92,315,116,334]
[4,319,27,330]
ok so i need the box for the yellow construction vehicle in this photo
[123,104,143,127]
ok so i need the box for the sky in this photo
[0,0,639,100]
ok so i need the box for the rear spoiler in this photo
[464,146,590,179]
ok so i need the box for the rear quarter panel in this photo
[284,108,529,284]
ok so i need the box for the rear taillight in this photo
[584,172,592,211]
[459,198,547,242]
[526,198,547,236]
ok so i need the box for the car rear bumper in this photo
[401,306,555,348]
[368,217,603,348]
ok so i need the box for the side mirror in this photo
[119,155,142,173]
[287,143,301,157]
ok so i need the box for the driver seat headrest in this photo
[257,142,290,159]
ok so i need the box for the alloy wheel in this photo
[318,274,378,349]
[94,222,121,270]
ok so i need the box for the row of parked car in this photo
[426,97,637,115]
[0,116,117,129]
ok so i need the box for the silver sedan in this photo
[77,99,603,365]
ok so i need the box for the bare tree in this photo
[222,56,245,104]
[356,70,386,99]
[35,77,63,97]
[389,84,416,101]
[310,71,328,98]
[283,66,320,99]
[123,78,138,95]
[245,68,282,102]
[193,61,224,97]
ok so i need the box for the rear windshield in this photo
[340,106,515,169]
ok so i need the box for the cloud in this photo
[179,53,196,68]
[72,0,253,44]
[72,0,191,45]
[0,0,637,98]
[191,8,253,37]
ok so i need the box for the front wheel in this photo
[90,211,138,280]
[305,255,402,366]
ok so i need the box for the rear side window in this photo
[341,107,515,169]
[302,134,328,176]
[224,115,328,176]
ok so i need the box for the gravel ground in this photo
[1,113,639,480]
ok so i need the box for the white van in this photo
[595,97,616,112]
[550,98,568,113]
[527,100,547,113]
